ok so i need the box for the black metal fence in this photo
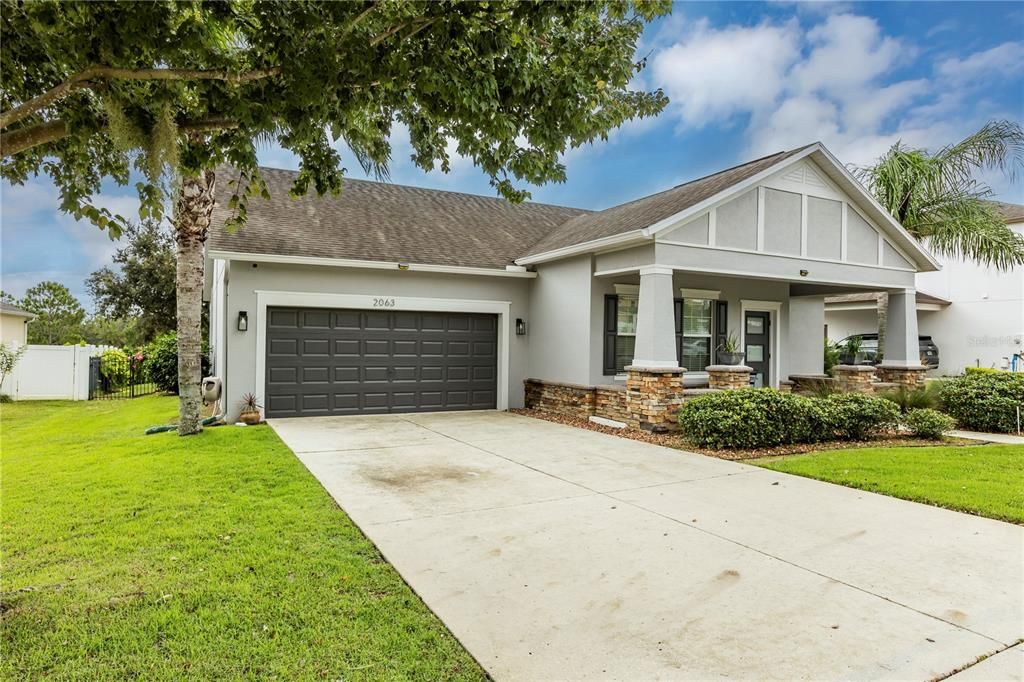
[88,351,156,400]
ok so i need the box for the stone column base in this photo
[625,366,685,432]
[705,365,753,390]
[876,364,927,388]
[832,365,876,393]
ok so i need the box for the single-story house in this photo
[0,302,35,345]
[206,142,940,427]
[824,201,1024,375]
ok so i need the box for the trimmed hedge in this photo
[99,348,130,388]
[678,388,900,449]
[940,371,1024,433]
[905,408,956,440]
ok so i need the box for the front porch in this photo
[527,256,928,431]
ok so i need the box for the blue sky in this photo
[2,1,1022,309]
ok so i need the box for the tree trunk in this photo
[175,170,216,436]
[876,291,889,363]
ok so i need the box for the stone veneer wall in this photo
[832,365,877,394]
[706,365,753,390]
[594,385,628,422]
[875,365,927,388]
[523,379,628,422]
[624,367,685,431]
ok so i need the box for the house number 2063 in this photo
[372,297,396,308]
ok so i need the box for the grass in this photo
[0,397,485,680]
[755,444,1024,524]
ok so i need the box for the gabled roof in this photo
[518,145,815,259]
[208,166,588,271]
[0,302,35,319]
[989,200,1024,224]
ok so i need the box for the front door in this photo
[744,311,770,388]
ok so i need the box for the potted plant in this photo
[717,332,744,365]
[239,393,262,425]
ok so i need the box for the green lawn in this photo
[755,444,1024,524]
[0,397,485,680]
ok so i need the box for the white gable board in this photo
[656,157,917,272]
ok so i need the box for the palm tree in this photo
[857,120,1024,359]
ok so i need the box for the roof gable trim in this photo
[207,249,538,278]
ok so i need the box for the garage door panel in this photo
[266,306,498,417]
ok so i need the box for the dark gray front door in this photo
[744,311,770,388]
[265,307,498,417]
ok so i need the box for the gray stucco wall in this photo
[528,255,594,386]
[784,296,825,376]
[222,261,531,421]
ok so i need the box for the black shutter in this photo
[603,295,618,375]
[715,300,728,360]
[674,298,683,365]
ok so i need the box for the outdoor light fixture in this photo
[515,318,527,336]
[799,269,809,277]
[237,311,248,332]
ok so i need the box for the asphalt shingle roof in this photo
[518,145,816,258]
[0,302,35,317]
[208,167,588,270]
[989,200,1024,224]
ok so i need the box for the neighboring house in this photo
[206,142,939,424]
[0,302,35,345]
[825,201,1024,375]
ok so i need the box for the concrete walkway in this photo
[270,411,1024,681]
[951,430,1024,445]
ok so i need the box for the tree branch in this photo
[1,65,281,130]
[1,116,240,158]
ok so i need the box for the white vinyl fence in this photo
[1,345,112,401]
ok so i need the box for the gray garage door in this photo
[265,307,498,417]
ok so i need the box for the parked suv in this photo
[836,333,939,368]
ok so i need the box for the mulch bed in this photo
[510,408,983,461]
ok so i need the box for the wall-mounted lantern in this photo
[515,318,527,336]
[237,311,248,332]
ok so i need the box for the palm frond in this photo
[921,199,1024,270]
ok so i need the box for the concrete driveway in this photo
[270,411,1023,681]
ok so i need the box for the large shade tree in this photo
[19,281,86,345]
[857,120,1024,359]
[1,0,669,434]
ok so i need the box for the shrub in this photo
[821,393,900,440]
[143,332,210,394]
[878,382,941,414]
[677,388,821,449]
[941,371,1024,433]
[905,408,956,440]
[99,348,130,388]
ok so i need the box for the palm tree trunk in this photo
[174,170,216,436]
[876,291,889,363]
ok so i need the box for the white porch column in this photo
[631,266,678,368]
[787,296,825,375]
[881,288,920,366]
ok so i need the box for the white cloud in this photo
[938,41,1024,84]
[651,18,801,128]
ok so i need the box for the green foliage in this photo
[80,316,142,348]
[677,389,823,449]
[878,382,941,414]
[823,339,841,374]
[19,281,85,345]
[940,371,1024,433]
[85,221,177,343]
[678,389,903,449]
[823,393,901,440]
[718,331,740,353]
[1,1,670,234]
[904,408,956,440]
[0,342,27,388]
[143,332,209,394]
[99,348,130,389]
[964,366,1004,375]
[858,120,1024,270]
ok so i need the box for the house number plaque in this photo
[372,297,396,308]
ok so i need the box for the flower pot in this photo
[717,351,745,365]
[240,410,261,425]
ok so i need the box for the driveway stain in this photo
[360,465,483,489]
